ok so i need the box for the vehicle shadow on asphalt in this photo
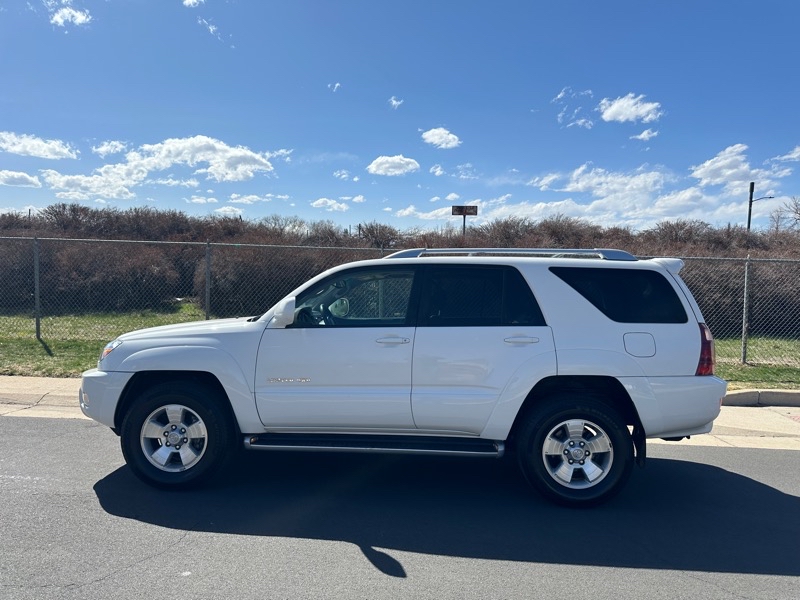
[94,450,800,578]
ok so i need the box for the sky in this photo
[1,0,799,233]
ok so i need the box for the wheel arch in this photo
[507,375,643,444]
[113,371,240,437]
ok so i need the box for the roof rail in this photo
[383,248,637,261]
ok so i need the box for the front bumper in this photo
[79,368,134,429]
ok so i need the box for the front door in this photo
[255,265,418,430]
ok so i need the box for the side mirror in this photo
[329,297,350,317]
[270,297,296,328]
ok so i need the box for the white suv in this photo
[80,248,727,507]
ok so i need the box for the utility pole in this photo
[741,182,774,364]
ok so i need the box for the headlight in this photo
[99,340,123,362]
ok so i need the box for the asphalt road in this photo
[0,416,798,600]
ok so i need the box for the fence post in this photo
[740,255,750,364]
[205,242,212,320]
[33,237,42,340]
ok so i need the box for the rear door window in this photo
[419,265,546,327]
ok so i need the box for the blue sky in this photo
[1,1,798,232]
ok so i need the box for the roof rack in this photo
[383,248,637,261]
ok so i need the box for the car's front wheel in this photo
[120,382,235,489]
[516,397,634,507]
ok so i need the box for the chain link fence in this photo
[2,237,799,384]
[680,257,800,375]
[0,237,382,344]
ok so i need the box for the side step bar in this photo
[245,433,504,458]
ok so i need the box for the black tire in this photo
[516,397,634,507]
[120,381,235,489]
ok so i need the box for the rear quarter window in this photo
[549,266,688,324]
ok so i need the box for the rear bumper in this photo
[621,375,728,439]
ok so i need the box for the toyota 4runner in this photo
[80,248,727,507]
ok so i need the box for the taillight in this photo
[696,323,715,376]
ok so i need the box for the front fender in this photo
[116,346,262,433]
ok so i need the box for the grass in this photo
[2,310,800,389]
[715,337,800,389]
[0,303,206,377]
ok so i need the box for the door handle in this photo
[504,336,540,344]
[376,337,410,344]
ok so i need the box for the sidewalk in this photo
[1,376,799,450]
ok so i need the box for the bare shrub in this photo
[357,221,401,249]
[40,241,180,314]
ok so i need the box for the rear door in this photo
[411,264,557,434]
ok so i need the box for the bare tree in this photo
[772,197,800,231]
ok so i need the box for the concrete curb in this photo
[723,389,800,407]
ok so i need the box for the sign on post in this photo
[452,205,478,236]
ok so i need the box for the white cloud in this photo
[395,205,418,217]
[445,192,460,202]
[430,164,445,176]
[145,136,283,181]
[328,82,341,93]
[567,118,594,130]
[183,0,205,7]
[352,194,366,203]
[50,6,92,27]
[395,204,459,220]
[311,197,349,212]
[773,146,800,162]
[0,170,41,187]
[366,155,420,176]
[552,87,594,103]
[552,87,594,128]
[597,93,663,124]
[215,206,243,217]
[631,129,658,141]
[652,187,710,213]
[388,96,404,109]
[688,144,792,199]
[333,169,350,180]
[40,135,284,200]
[92,140,127,158]
[187,195,218,204]
[385,151,790,231]
[690,144,754,191]
[421,127,462,149]
[228,193,273,205]
[0,131,77,159]
[527,173,561,191]
[148,177,199,188]
[455,163,478,180]
[562,163,667,200]
[197,17,223,41]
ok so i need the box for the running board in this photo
[244,433,504,458]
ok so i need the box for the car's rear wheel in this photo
[516,397,634,507]
[120,382,235,489]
